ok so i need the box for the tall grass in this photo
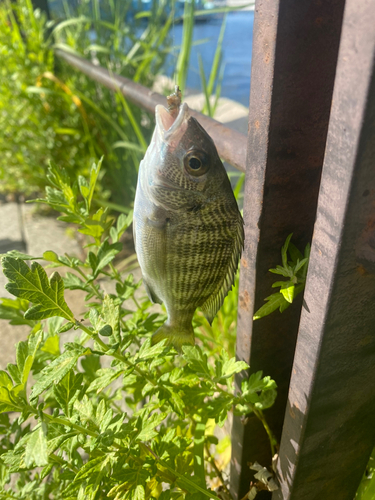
[0,0,172,208]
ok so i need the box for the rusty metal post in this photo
[274,0,375,498]
[230,0,346,497]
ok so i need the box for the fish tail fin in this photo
[152,322,195,350]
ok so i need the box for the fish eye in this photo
[184,150,209,177]
[188,157,201,170]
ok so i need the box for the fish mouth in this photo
[155,102,189,143]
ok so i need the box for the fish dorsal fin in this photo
[201,213,244,324]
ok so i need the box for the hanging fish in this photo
[133,87,244,348]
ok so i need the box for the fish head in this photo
[139,102,230,206]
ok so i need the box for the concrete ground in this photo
[0,93,248,370]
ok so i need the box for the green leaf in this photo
[42,251,60,264]
[63,272,89,292]
[281,233,293,268]
[101,295,121,343]
[4,250,40,260]
[136,412,167,441]
[93,240,122,276]
[253,293,290,320]
[53,370,83,417]
[133,485,145,500]
[2,257,74,321]
[280,285,295,303]
[16,331,43,386]
[31,344,90,399]
[182,346,212,378]
[288,242,303,263]
[0,386,21,413]
[0,371,13,390]
[73,455,111,483]
[87,367,125,394]
[24,423,48,467]
[268,265,291,277]
[137,338,168,362]
[0,297,32,326]
[216,349,249,380]
[74,395,95,424]
[116,210,133,241]
[294,257,308,274]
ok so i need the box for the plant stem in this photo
[77,321,157,387]
[193,420,207,490]
[204,442,232,498]
[49,452,79,474]
[253,408,278,458]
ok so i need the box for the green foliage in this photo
[0,0,169,207]
[356,448,375,500]
[253,234,310,320]
[0,163,277,498]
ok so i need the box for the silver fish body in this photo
[133,102,244,348]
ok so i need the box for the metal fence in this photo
[56,0,375,498]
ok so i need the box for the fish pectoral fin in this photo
[143,278,162,305]
[201,216,244,324]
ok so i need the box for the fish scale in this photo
[134,94,244,349]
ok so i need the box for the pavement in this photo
[0,92,248,370]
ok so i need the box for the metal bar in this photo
[55,49,247,172]
[230,0,346,498]
[274,0,375,498]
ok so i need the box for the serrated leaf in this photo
[136,412,167,441]
[182,346,212,378]
[218,349,249,379]
[253,293,290,320]
[137,338,168,361]
[294,257,308,274]
[4,250,40,260]
[63,273,89,291]
[73,455,110,483]
[87,367,125,394]
[268,265,291,277]
[74,395,95,424]
[94,240,122,276]
[31,344,90,399]
[54,370,83,417]
[24,423,48,467]
[2,258,73,321]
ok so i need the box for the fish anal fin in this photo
[143,278,162,305]
[201,216,244,324]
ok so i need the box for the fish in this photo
[133,88,244,349]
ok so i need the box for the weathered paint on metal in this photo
[274,0,375,498]
[230,0,345,497]
[55,49,247,172]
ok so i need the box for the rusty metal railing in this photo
[55,49,247,173]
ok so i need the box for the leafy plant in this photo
[253,234,310,320]
[0,161,277,499]
[0,0,171,208]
